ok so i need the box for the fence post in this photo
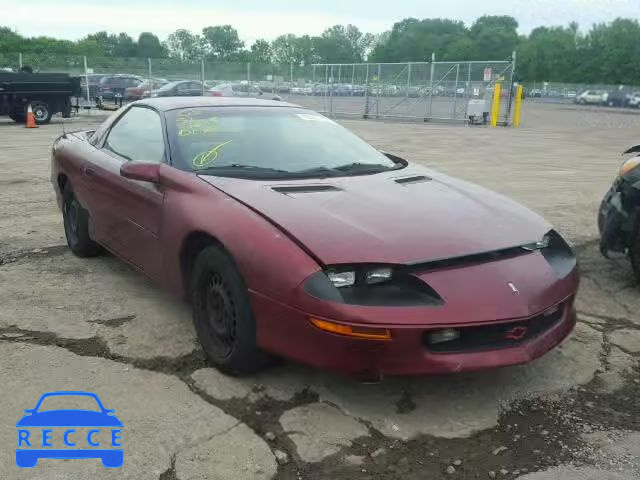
[364,63,370,119]
[351,64,355,85]
[406,63,411,97]
[83,56,90,104]
[428,52,435,120]
[18,52,22,69]
[147,57,152,79]
[453,64,460,119]
[464,62,471,119]
[290,62,293,85]
[376,63,381,118]
[247,62,251,83]
[201,59,205,95]
[505,50,517,123]
[329,65,334,116]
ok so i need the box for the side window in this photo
[104,107,165,163]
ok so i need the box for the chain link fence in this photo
[0,52,517,122]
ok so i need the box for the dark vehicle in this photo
[0,71,80,124]
[605,89,629,108]
[51,97,578,380]
[98,75,142,100]
[80,74,109,100]
[599,145,640,280]
[146,80,203,98]
[125,78,168,100]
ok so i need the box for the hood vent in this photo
[271,185,341,194]
[394,175,431,185]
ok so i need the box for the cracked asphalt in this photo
[0,102,639,479]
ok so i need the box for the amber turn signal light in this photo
[309,318,392,340]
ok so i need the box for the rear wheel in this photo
[191,246,267,375]
[62,186,102,257]
[31,101,52,124]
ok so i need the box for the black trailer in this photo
[0,72,81,124]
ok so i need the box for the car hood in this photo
[16,410,122,427]
[200,165,551,265]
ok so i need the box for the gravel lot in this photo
[0,102,639,479]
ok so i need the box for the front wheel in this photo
[62,186,102,257]
[191,246,267,375]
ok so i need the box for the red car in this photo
[51,98,579,380]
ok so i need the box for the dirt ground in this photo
[0,102,639,479]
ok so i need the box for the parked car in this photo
[146,80,204,98]
[529,89,543,98]
[206,82,281,101]
[98,75,142,100]
[605,89,630,108]
[599,144,640,281]
[628,92,640,108]
[80,74,109,100]
[51,97,578,380]
[563,90,577,99]
[125,78,168,100]
[575,90,607,105]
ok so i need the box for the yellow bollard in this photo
[490,83,501,127]
[513,85,524,127]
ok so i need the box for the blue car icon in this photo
[16,391,123,468]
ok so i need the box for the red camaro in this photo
[51,97,579,380]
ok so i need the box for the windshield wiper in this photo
[331,162,396,174]
[197,164,290,174]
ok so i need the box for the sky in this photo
[4,0,640,44]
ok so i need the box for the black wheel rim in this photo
[64,197,80,246]
[33,105,48,122]
[201,272,237,358]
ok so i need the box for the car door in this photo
[87,106,166,278]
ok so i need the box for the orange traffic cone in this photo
[25,104,37,128]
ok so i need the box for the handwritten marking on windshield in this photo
[192,140,233,168]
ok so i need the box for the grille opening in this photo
[424,302,565,353]
[271,185,341,194]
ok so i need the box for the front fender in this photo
[159,171,321,302]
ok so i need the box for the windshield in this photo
[167,107,401,179]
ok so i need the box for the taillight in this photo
[210,91,222,97]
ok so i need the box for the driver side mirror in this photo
[120,161,160,183]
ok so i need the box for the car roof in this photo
[134,96,302,111]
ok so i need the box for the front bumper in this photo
[252,292,577,378]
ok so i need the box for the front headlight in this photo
[304,265,443,306]
[620,157,640,177]
[326,271,356,288]
[326,266,393,288]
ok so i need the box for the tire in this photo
[31,101,53,124]
[191,246,267,375]
[62,185,102,257]
[630,219,640,283]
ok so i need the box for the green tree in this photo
[201,25,244,60]
[314,24,373,63]
[113,33,137,57]
[369,18,467,62]
[137,32,167,58]
[166,29,203,60]
[271,34,316,65]
[250,39,272,64]
[518,24,579,82]
[468,15,519,60]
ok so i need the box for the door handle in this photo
[84,166,96,178]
